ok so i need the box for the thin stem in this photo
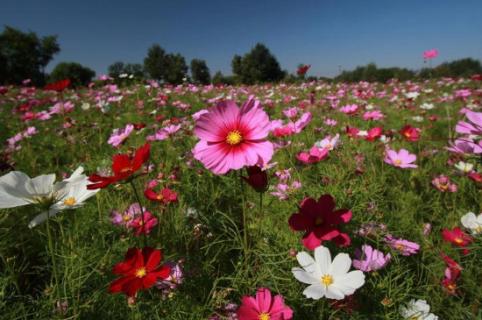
[130,181,147,248]
[239,171,248,259]
[45,210,60,300]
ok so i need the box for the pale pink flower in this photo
[108,124,134,147]
[384,148,417,168]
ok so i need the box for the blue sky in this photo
[1,0,482,77]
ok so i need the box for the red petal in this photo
[112,154,132,176]
[132,143,151,171]
[143,247,161,271]
[288,213,310,231]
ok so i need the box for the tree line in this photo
[1,26,481,87]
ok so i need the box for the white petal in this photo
[325,285,345,300]
[292,267,318,284]
[335,270,365,295]
[314,246,331,274]
[28,209,62,228]
[461,212,477,229]
[330,253,352,277]
[0,171,33,208]
[25,174,56,196]
[302,284,326,300]
[296,251,317,273]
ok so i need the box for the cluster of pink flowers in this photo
[111,203,158,236]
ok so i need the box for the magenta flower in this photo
[352,245,391,272]
[237,288,293,320]
[384,148,417,168]
[108,123,134,147]
[432,175,457,192]
[339,104,358,115]
[193,97,273,175]
[423,49,439,60]
[385,235,420,256]
[296,146,329,164]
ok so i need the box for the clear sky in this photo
[1,0,482,77]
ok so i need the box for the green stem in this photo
[45,211,60,300]
[239,171,248,260]
[130,181,147,248]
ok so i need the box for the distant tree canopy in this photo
[231,43,285,84]
[190,59,211,84]
[212,71,235,85]
[0,26,60,85]
[335,63,415,83]
[143,44,188,84]
[335,58,482,83]
[419,58,482,79]
[49,62,95,87]
[107,61,144,78]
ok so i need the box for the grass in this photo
[0,79,481,319]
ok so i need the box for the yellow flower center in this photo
[123,215,131,222]
[321,274,333,287]
[454,237,463,245]
[394,159,402,166]
[395,243,405,251]
[63,197,77,206]
[258,313,270,320]
[135,267,147,278]
[226,130,243,145]
[475,226,482,234]
[156,194,164,201]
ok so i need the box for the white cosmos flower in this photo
[0,167,99,228]
[315,134,340,151]
[292,246,365,300]
[420,103,434,110]
[461,212,482,235]
[400,299,438,320]
[454,161,474,174]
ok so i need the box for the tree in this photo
[231,43,284,84]
[164,53,188,84]
[0,26,60,85]
[143,44,167,80]
[108,62,144,79]
[190,59,211,84]
[49,62,95,87]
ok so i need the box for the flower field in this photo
[0,78,481,319]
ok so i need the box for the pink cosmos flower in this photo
[432,175,457,192]
[315,134,340,151]
[296,146,329,164]
[193,97,273,175]
[293,112,312,133]
[384,148,417,168]
[339,104,358,115]
[130,211,158,236]
[270,181,301,200]
[455,111,482,135]
[447,138,482,154]
[282,107,299,119]
[363,110,384,121]
[324,118,337,126]
[352,245,391,272]
[237,288,293,320]
[423,49,439,60]
[385,235,419,256]
[108,124,134,147]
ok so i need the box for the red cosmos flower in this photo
[346,126,359,138]
[442,227,473,254]
[441,254,462,295]
[242,166,268,192]
[400,125,421,142]
[44,79,71,92]
[471,74,482,81]
[133,123,146,130]
[365,127,383,141]
[109,247,171,297]
[87,143,150,189]
[144,180,178,205]
[130,212,158,236]
[297,64,311,76]
[288,194,352,250]
[468,171,482,183]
